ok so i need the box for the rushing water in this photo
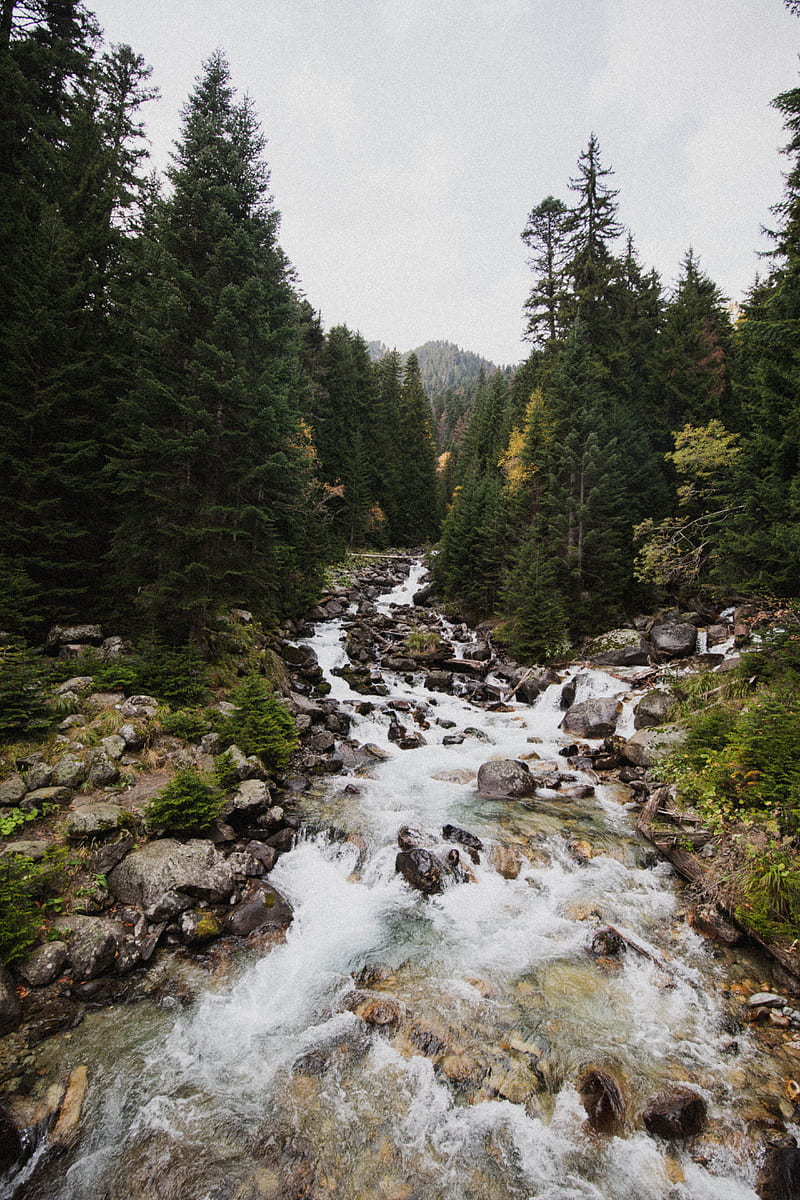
[9,562,798,1199]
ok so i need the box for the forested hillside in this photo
[436,96,800,658]
[0,2,440,648]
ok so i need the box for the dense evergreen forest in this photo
[0,0,439,649]
[3,0,800,668]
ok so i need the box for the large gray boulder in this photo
[650,622,697,658]
[108,839,236,918]
[476,759,537,800]
[585,628,651,667]
[560,697,621,739]
[633,690,675,730]
[223,882,293,937]
[0,775,27,806]
[65,803,123,839]
[621,725,687,767]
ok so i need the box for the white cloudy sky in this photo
[90,0,800,364]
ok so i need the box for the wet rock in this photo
[0,1104,22,1173]
[642,1085,707,1139]
[585,628,651,667]
[50,1065,88,1148]
[425,670,454,693]
[0,966,21,1033]
[108,838,236,917]
[442,733,465,746]
[489,844,522,879]
[578,1067,626,1134]
[476,759,536,800]
[748,993,785,1008]
[264,827,296,853]
[756,1142,800,1200]
[650,622,698,658]
[442,824,483,863]
[431,768,476,784]
[560,697,621,739]
[245,841,278,873]
[179,908,223,944]
[224,778,271,819]
[223,882,293,937]
[591,927,624,957]
[0,774,27,805]
[352,994,403,1027]
[395,846,466,895]
[18,941,68,986]
[65,802,123,839]
[634,690,675,730]
[567,838,593,864]
[560,784,595,799]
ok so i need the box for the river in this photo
[8,560,797,1199]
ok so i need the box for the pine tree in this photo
[562,133,624,344]
[521,196,570,348]
[390,353,440,544]
[109,52,321,640]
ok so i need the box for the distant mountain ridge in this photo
[365,338,503,396]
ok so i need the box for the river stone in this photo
[650,622,698,658]
[747,992,785,1008]
[54,916,123,980]
[756,1143,800,1200]
[425,670,454,693]
[476,759,536,800]
[18,941,68,987]
[489,844,522,879]
[65,803,123,839]
[52,756,88,789]
[560,697,621,739]
[621,725,687,768]
[395,846,469,895]
[108,838,236,916]
[634,690,675,730]
[432,768,476,785]
[50,1065,89,1148]
[0,966,20,1033]
[179,909,223,944]
[578,1067,626,1135]
[223,882,293,937]
[352,994,403,1027]
[642,1085,707,1139]
[0,774,27,806]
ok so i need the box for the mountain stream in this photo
[9,561,800,1199]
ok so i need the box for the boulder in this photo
[425,671,454,693]
[442,824,483,862]
[476,759,536,800]
[224,778,271,819]
[352,994,403,1027]
[46,624,103,648]
[642,1085,706,1139]
[18,941,68,987]
[0,774,27,806]
[54,916,123,980]
[65,803,123,839]
[633,690,675,730]
[86,751,119,787]
[223,882,293,937]
[21,785,73,811]
[585,628,651,667]
[101,734,126,761]
[179,909,223,944]
[50,1065,89,1148]
[621,725,687,768]
[0,1104,22,1173]
[395,844,471,895]
[117,694,159,718]
[52,756,88,789]
[650,622,698,658]
[119,723,145,751]
[24,762,53,790]
[108,838,236,917]
[560,697,621,739]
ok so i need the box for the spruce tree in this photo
[109,52,321,640]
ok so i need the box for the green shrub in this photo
[135,639,209,706]
[735,845,800,942]
[144,767,223,834]
[220,676,297,772]
[161,708,214,742]
[0,850,68,965]
[213,750,239,792]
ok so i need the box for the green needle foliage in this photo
[144,767,223,835]
[220,676,297,771]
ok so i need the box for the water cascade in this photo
[8,561,799,1200]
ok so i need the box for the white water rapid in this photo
[10,561,791,1199]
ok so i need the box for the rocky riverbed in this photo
[2,556,800,1198]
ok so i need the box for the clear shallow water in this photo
[9,563,793,1199]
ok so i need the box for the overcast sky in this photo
[90,0,799,365]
